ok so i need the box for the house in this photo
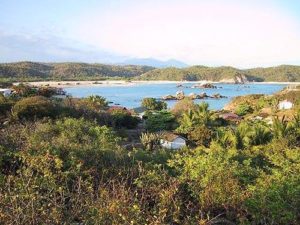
[0,88,12,97]
[278,100,293,110]
[219,112,241,121]
[160,131,187,149]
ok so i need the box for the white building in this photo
[160,132,187,150]
[0,88,12,97]
[278,100,293,110]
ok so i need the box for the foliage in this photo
[140,132,160,151]
[188,125,213,147]
[235,103,254,116]
[145,111,177,132]
[171,97,196,116]
[176,102,215,134]
[1,94,300,224]
[110,108,140,129]
[141,97,167,111]
[12,96,56,120]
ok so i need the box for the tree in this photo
[12,96,56,120]
[188,125,213,147]
[176,102,215,134]
[140,132,160,151]
[110,109,139,129]
[141,97,167,111]
[171,98,196,116]
[235,104,253,116]
[86,95,108,110]
[145,111,177,132]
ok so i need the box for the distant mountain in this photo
[120,58,188,68]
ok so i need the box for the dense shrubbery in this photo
[141,97,167,111]
[235,103,254,116]
[0,90,299,224]
[12,96,56,120]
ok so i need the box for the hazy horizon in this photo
[1,0,300,68]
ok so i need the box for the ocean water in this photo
[64,83,286,110]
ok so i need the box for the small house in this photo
[160,132,187,150]
[278,100,293,110]
[0,88,12,97]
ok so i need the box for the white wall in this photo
[278,101,293,110]
[161,137,186,150]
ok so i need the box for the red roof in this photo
[220,113,241,120]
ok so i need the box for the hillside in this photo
[1,62,300,82]
[140,65,300,82]
[246,65,300,82]
[0,62,155,81]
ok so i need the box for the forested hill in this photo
[1,62,300,82]
[140,65,300,82]
[0,62,155,81]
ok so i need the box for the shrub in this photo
[110,109,140,129]
[235,104,253,116]
[145,111,177,132]
[12,96,56,120]
[141,97,167,111]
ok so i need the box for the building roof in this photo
[160,131,186,142]
[219,112,241,120]
[132,106,147,114]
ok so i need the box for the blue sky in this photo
[1,0,300,67]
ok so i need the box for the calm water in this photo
[64,83,286,110]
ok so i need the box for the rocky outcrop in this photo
[191,83,217,89]
[211,93,227,99]
[163,92,226,101]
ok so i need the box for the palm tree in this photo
[214,127,237,149]
[272,116,291,139]
[177,102,215,134]
[247,124,272,146]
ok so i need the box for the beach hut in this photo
[160,132,187,149]
[278,100,293,110]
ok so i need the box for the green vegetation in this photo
[141,97,167,111]
[0,84,299,224]
[1,62,300,82]
[235,103,254,116]
[0,61,154,82]
[140,65,300,82]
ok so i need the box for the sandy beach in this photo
[14,80,300,88]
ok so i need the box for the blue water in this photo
[64,83,286,110]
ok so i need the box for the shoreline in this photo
[14,80,300,88]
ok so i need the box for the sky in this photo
[0,0,300,68]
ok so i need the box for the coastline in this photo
[14,80,300,88]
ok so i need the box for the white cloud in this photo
[72,0,300,67]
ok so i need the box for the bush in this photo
[188,125,213,147]
[145,111,177,132]
[12,96,56,120]
[235,104,253,116]
[141,97,167,111]
[110,109,140,129]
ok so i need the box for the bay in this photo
[64,83,286,110]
